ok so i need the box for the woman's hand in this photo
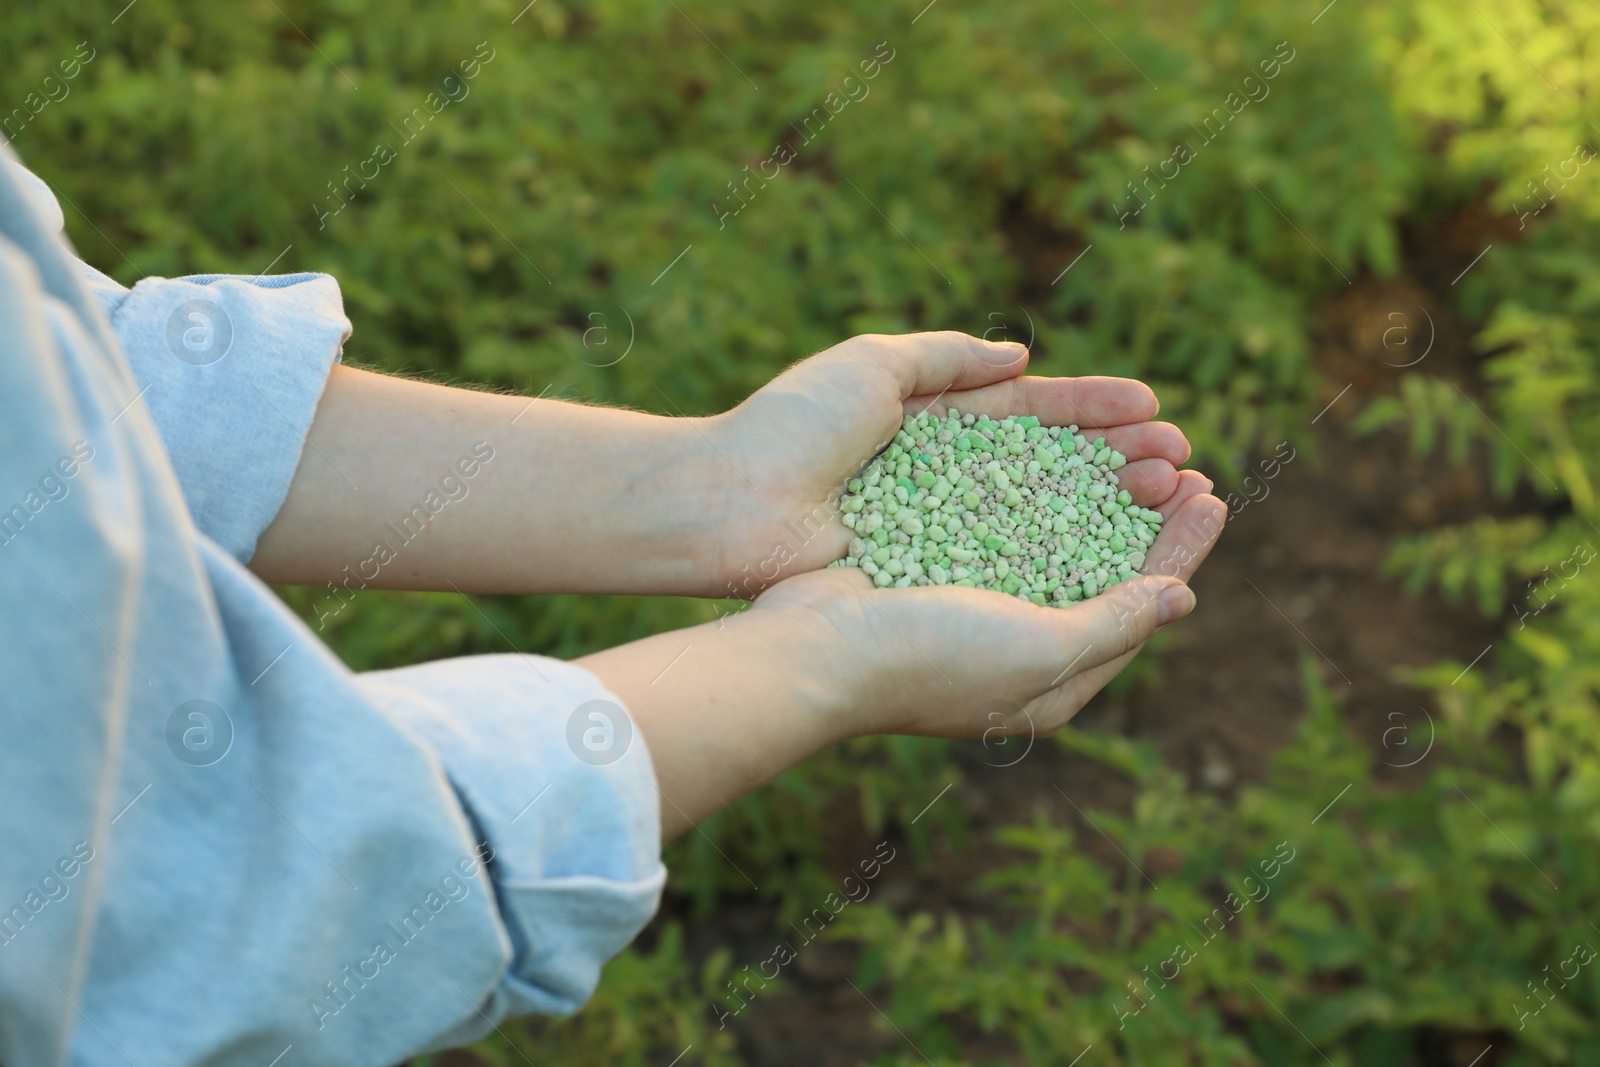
[707,332,1196,597]
[582,481,1227,836]
[748,469,1225,739]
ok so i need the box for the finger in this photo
[1037,574,1196,682]
[1142,493,1228,584]
[1076,421,1191,465]
[847,331,1030,400]
[1043,505,1216,713]
[1044,536,1214,712]
[1029,558,1209,725]
[1150,469,1215,520]
[913,375,1160,430]
[1115,458,1179,507]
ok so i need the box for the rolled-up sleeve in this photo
[78,265,351,563]
[13,157,347,563]
[0,149,664,1067]
[359,655,666,1033]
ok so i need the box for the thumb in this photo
[1050,575,1195,677]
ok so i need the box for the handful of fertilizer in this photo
[831,409,1163,605]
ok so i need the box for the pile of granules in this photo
[831,409,1164,605]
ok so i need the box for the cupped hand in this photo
[710,332,1195,596]
[746,482,1228,740]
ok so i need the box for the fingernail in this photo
[1157,583,1196,625]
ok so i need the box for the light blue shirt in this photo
[0,151,664,1067]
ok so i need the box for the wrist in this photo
[579,594,860,835]
[695,407,859,600]
[741,576,894,743]
[736,602,864,747]
[643,411,748,597]
[687,409,792,599]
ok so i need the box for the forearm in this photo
[577,607,851,838]
[250,366,738,595]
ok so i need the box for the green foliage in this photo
[441,924,743,1067]
[1351,375,1484,469]
[9,0,1600,1062]
[1381,514,1545,615]
[842,664,1600,1065]
[664,734,965,921]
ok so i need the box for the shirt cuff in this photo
[80,264,351,563]
[354,653,666,1028]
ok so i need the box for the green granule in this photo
[831,408,1163,606]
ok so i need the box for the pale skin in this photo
[253,332,1227,837]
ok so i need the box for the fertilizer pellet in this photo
[830,409,1163,606]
